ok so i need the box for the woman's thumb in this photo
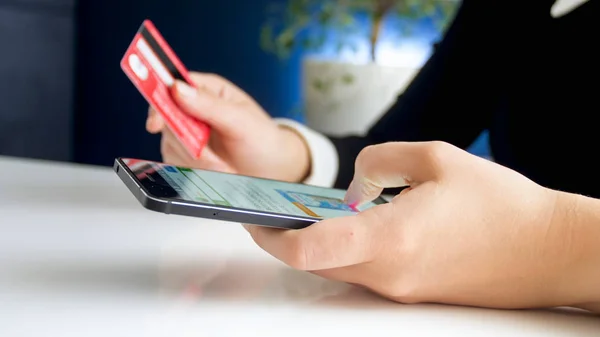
[344,142,445,206]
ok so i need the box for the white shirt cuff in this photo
[274,118,339,188]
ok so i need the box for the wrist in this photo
[551,191,600,313]
[273,118,339,188]
[278,125,311,183]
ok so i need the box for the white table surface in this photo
[0,156,598,337]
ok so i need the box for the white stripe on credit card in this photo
[136,37,174,87]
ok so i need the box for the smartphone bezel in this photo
[114,158,388,230]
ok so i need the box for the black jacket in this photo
[329,0,600,198]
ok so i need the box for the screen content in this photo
[124,159,383,219]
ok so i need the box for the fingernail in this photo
[344,181,363,207]
[175,80,197,98]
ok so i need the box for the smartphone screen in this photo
[122,159,385,220]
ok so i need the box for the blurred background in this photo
[0,0,489,168]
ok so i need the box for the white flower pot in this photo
[302,58,419,136]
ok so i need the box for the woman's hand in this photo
[245,141,600,312]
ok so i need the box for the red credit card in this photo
[121,19,210,159]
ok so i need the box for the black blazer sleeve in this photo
[328,0,529,189]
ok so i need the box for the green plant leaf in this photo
[341,73,354,84]
[312,78,326,92]
[260,25,274,52]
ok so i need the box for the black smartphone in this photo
[114,158,387,229]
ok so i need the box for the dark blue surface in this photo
[469,131,490,157]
